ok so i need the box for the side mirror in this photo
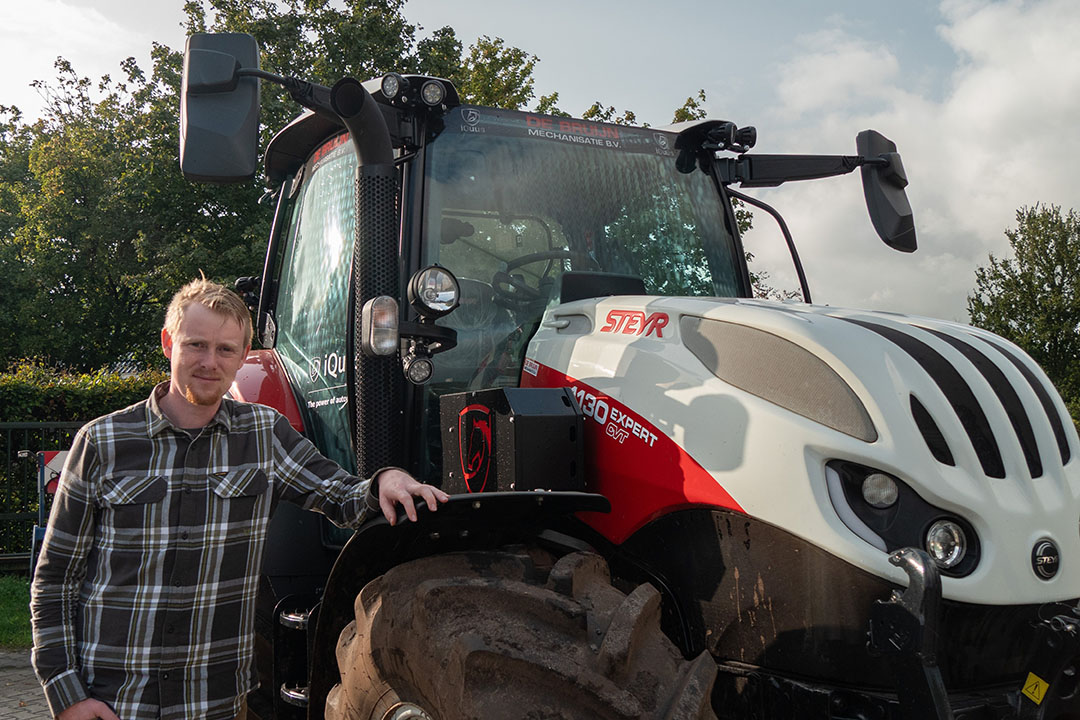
[857,130,916,252]
[180,33,261,183]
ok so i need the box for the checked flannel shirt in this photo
[30,383,377,720]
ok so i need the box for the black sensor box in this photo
[440,387,584,494]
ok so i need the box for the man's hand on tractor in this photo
[377,468,450,525]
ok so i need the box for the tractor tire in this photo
[324,549,717,720]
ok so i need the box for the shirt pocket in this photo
[100,475,168,528]
[210,468,270,523]
[101,475,168,506]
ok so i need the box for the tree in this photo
[2,0,751,369]
[968,204,1080,425]
[0,106,36,360]
[671,90,707,124]
[1,50,268,370]
[0,1,545,370]
[582,102,637,126]
[453,36,537,109]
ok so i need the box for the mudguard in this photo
[306,490,609,718]
[229,348,305,432]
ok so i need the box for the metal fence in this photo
[0,422,85,567]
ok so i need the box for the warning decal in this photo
[1022,671,1048,705]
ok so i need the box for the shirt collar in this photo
[146,382,234,437]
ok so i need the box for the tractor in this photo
[180,32,1080,720]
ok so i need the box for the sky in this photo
[2,0,1078,323]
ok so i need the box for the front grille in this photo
[844,318,1006,478]
[924,327,1043,478]
[973,332,1072,466]
[835,315,1074,481]
[910,394,955,466]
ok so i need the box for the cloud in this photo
[745,0,1080,323]
[774,28,902,118]
[0,1,144,119]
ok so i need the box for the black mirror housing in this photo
[857,130,916,253]
[185,49,241,94]
[180,33,261,183]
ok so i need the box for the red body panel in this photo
[229,349,305,433]
[521,362,744,543]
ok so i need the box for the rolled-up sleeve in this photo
[270,415,376,529]
[30,429,99,716]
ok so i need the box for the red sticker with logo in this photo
[458,404,494,493]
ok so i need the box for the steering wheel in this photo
[492,250,577,308]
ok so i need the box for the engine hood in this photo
[523,295,1080,605]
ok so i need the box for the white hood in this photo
[524,295,1080,605]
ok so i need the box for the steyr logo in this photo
[1032,539,1060,580]
[600,309,669,337]
[458,404,494,493]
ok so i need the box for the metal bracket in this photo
[279,684,309,707]
[867,548,954,720]
[1016,606,1080,719]
[279,609,310,631]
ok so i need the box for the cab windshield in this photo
[422,107,743,391]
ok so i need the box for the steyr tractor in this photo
[180,32,1080,720]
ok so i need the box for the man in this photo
[31,278,449,720]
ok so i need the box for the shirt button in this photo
[166,624,175,634]
[184,487,192,494]
[174,580,181,587]
[163,672,170,680]
[180,531,189,540]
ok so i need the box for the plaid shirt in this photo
[31,383,374,720]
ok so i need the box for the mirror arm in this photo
[726,186,812,305]
[717,154,887,188]
[237,69,336,119]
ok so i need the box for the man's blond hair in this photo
[164,277,253,346]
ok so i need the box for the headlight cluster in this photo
[360,265,460,386]
[380,73,448,108]
[826,460,979,576]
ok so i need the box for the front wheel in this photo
[325,550,717,720]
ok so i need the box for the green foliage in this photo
[0,575,31,648]
[0,2,545,371]
[0,0,742,372]
[672,90,708,123]
[187,1,540,114]
[1,47,267,369]
[968,205,1080,427]
[582,102,638,126]
[535,92,571,118]
[0,360,167,422]
[453,36,538,109]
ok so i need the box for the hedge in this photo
[0,360,168,423]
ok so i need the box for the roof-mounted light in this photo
[420,80,446,107]
[381,73,405,102]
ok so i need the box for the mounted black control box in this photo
[440,387,584,494]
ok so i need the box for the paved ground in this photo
[0,648,49,719]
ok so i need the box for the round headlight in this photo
[404,354,434,385]
[861,473,898,508]
[420,80,446,106]
[408,265,460,318]
[925,519,967,569]
[381,73,402,101]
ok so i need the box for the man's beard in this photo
[184,384,222,407]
